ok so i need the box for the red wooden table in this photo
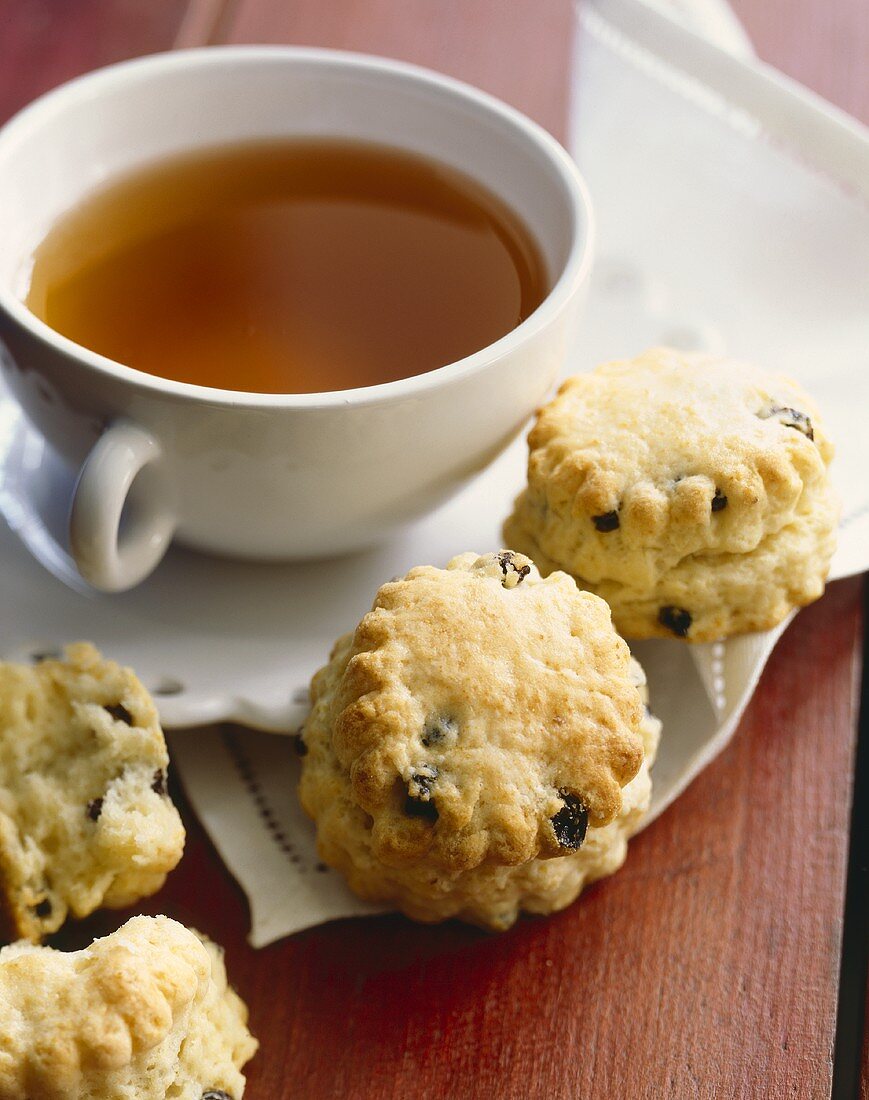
[1,2,867,1097]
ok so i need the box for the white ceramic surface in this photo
[0,47,594,591]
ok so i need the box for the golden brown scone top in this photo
[313,551,645,874]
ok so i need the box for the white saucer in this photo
[0,376,528,731]
[0,360,723,830]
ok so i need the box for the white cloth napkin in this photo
[171,0,869,947]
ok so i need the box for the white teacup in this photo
[0,47,593,592]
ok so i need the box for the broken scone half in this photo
[0,914,257,1098]
[299,551,660,930]
[0,643,185,942]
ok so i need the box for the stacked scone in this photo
[299,551,661,930]
[0,646,257,1099]
[505,348,838,641]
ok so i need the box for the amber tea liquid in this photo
[25,139,547,394]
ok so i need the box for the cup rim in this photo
[0,45,594,410]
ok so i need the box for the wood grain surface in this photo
[1,1,866,1097]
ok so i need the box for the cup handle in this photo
[69,420,177,592]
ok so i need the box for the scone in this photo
[0,914,257,1099]
[504,347,838,641]
[299,551,660,930]
[0,644,185,942]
